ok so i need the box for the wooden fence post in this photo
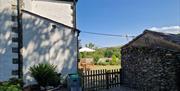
[80,69,121,91]
[106,70,109,89]
[120,69,123,85]
[80,70,84,91]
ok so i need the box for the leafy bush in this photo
[9,78,23,85]
[98,61,103,65]
[80,52,85,58]
[104,50,113,58]
[110,55,117,65]
[102,62,109,66]
[105,59,110,62]
[93,55,100,65]
[98,61,109,66]
[29,63,60,87]
[116,58,121,65]
[0,78,22,91]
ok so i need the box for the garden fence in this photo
[79,69,121,91]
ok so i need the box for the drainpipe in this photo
[17,0,23,80]
[73,0,77,29]
[73,0,80,71]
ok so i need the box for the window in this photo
[12,47,18,53]
[12,27,18,33]
[12,37,18,42]
[11,15,17,22]
[12,58,18,64]
[12,70,18,75]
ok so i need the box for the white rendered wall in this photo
[30,0,74,27]
[0,0,75,82]
[0,0,18,81]
[22,12,78,86]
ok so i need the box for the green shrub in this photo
[110,55,117,65]
[102,62,109,66]
[9,78,23,85]
[29,63,60,87]
[104,50,113,58]
[80,52,85,58]
[105,59,110,62]
[116,59,121,65]
[97,61,103,65]
[0,78,22,91]
[93,55,100,65]
[98,61,109,66]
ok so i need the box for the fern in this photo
[29,63,60,87]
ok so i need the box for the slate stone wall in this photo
[121,47,180,91]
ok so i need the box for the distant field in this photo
[90,65,121,70]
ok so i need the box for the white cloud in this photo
[148,26,180,34]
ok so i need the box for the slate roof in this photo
[145,30,180,45]
[122,30,180,49]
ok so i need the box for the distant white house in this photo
[0,0,79,86]
[79,47,95,52]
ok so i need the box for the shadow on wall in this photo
[22,12,77,85]
[0,8,18,81]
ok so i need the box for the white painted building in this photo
[0,0,19,81]
[0,0,79,86]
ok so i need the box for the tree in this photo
[85,43,97,49]
[104,50,113,58]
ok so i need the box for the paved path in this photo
[100,86,138,91]
[51,86,138,91]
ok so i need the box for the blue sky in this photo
[77,0,180,48]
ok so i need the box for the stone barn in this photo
[121,30,180,91]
